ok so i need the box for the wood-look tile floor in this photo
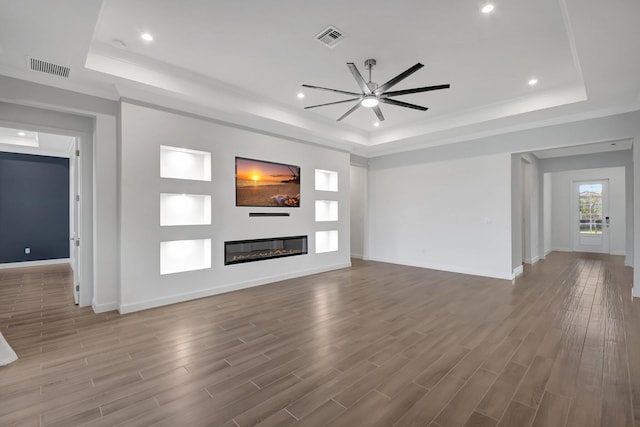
[1,252,639,426]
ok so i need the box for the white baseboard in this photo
[551,247,573,253]
[523,256,539,265]
[351,253,364,259]
[0,258,70,270]
[92,300,119,313]
[367,256,513,281]
[512,265,524,278]
[544,249,552,256]
[610,250,627,256]
[633,286,640,299]
[119,262,352,314]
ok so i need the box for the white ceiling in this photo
[0,0,639,157]
[532,139,633,159]
[0,126,75,158]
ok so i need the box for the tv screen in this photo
[236,157,300,207]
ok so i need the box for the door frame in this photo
[0,117,94,307]
[571,179,610,253]
[69,137,81,304]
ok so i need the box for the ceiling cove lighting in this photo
[481,3,495,13]
[297,92,305,99]
[528,78,538,86]
[140,32,153,41]
[361,95,379,108]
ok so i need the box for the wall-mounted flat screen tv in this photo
[236,157,300,207]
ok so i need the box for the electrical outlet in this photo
[25,247,30,254]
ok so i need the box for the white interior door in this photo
[573,180,609,253]
[70,139,80,304]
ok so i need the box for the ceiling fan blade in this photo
[375,63,424,94]
[337,101,362,121]
[347,63,372,95]
[372,105,385,122]
[304,98,361,109]
[381,84,450,97]
[379,97,428,111]
[301,84,361,97]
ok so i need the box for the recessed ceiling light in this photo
[17,131,26,136]
[297,92,305,99]
[373,122,380,127]
[528,78,538,86]
[481,4,495,13]
[141,32,153,42]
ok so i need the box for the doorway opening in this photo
[0,126,82,304]
[573,180,609,253]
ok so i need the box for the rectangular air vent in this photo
[315,25,345,48]
[27,56,70,78]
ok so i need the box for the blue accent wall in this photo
[0,152,69,263]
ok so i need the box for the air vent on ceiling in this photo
[315,25,345,48]
[27,56,70,78]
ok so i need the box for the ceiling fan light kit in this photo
[302,58,450,122]
[361,95,379,108]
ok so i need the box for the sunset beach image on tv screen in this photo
[235,157,300,207]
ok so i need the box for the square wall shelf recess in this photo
[160,239,211,275]
[315,230,338,254]
[160,145,211,181]
[315,169,338,192]
[160,193,211,226]
[315,200,338,222]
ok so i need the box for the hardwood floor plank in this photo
[462,411,497,427]
[434,368,497,427]
[530,391,570,427]
[326,390,390,427]
[512,355,554,408]
[476,361,527,420]
[496,401,536,427]
[287,360,376,419]
[333,355,411,408]
[290,399,345,427]
[413,345,470,389]
[0,253,637,426]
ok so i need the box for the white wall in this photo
[523,154,541,263]
[350,164,366,259]
[368,152,513,280]
[511,155,523,273]
[544,173,552,255]
[92,114,119,311]
[549,167,626,255]
[119,101,351,313]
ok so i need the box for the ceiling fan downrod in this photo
[364,58,378,92]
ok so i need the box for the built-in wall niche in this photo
[315,169,338,192]
[160,239,211,275]
[160,145,211,181]
[160,193,211,226]
[315,200,338,222]
[315,230,338,253]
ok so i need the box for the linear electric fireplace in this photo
[224,235,308,265]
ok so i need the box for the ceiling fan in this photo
[302,59,450,122]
